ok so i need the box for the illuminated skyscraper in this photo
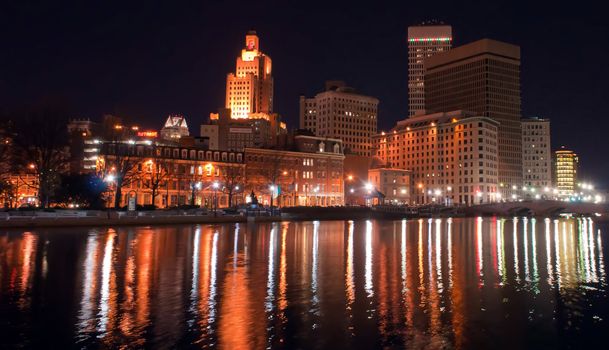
[522,117,552,189]
[225,30,273,119]
[300,81,378,156]
[425,39,522,196]
[407,24,452,117]
[554,147,578,196]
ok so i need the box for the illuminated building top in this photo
[225,31,274,119]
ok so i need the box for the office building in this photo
[554,147,578,196]
[522,117,552,189]
[425,39,522,196]
[407,23,452,116]
[373,110,499,205]
[225,30,273,119]
[299,81,378,156]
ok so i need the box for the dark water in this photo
[0,218,607,349]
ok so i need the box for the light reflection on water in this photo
[0,217,608,348]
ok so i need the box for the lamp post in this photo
[212,181,219,217]
[269,184,276,215]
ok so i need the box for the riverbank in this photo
[1,205,607,229]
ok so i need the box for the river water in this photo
[0,218,607,349]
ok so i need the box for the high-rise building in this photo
[407,24,452,117]
[373,110,500,205]
[521,117,552,189]
[424,39,522,196]
[554,147,578,196]
[202,31,285,151]
[299,81,379,156]
[225,30,273,119]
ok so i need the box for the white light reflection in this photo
[234,223,240,267]
[98,231,115,334]
[266,224,278,312]
[598,228,606,285]
[78,233,99,334]
[447,218,453,288]
[312,221,320,309]
[497,219,506,284]
[190,227,201,311]
[435,218,442,291]
[476,217,483,285]
[208,231,219,323]
[554,220,562,288]
[523,218,530,281]
[346,220,355,312]
[513,217,520,282]
[531,218,539,286]
[545,218,553,286]
[401,219,407,293]
[588,219,597,281]
[365,220,373,298]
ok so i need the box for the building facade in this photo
[299,81,378,156]
[202,108,286,151]
[424,39,522,196]
[98,141,245,208]
[368,168,412,205]
[554,147,578,196]
[522,117,552,189]
[244,135,344,207]
[373,110,500,205]
[160,114,189,141]
[225,30,273,119]
[407,24,452,116]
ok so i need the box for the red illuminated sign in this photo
[137,131,158,138]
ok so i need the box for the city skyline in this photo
[1,1,608,185]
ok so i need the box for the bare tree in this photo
[12,106,69,208]
[221,164,245,207]
[138,156,171,207]
[247,151,286,213]
[98,142,141,209]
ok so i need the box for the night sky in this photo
[1,1,608,186]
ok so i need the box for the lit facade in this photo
[225,31,273,119]
[160,114,189,141]
[244,135,345,207]
[373,110,500,205]
[368,168,412,205]
[202,108,286,151]
[98,142,245,208]
[299,81,378,156]
[522,117,552,189]
[425,39,522,197]
[554,147,578,196]
[407,24,452,116]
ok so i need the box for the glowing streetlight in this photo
[365,183,373,191]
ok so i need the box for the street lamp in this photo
[212,181,220,217]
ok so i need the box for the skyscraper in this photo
[407,24,452,117]
[424,39,522,196]
[203,31,286,150]
[521,117,552,189]
[299,81,378,156]
[225,30,273,119]
[554,147,578,196]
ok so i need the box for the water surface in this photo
[0,218,607,348]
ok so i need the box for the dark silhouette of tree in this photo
[12,105,69,208]
[221,164,245,207]
[139,156,171,207]
[98,142,141,209]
